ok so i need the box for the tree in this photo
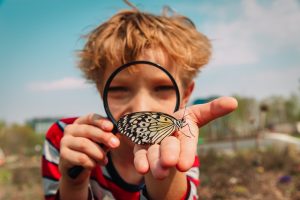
[0,123,44,156]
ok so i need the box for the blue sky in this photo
[0,0,300,123]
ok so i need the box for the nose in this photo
[129,89,156,113]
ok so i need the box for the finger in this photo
[64,124,120,148]
[133,145,149,174]
[61,136,108,165]
[177,134,197,172]
[189,96,238,127]
[74,113,114,132]
[160,136,180,168]
[147,144,170,179]
[60,147,97,170]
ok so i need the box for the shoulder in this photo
[45,117,78,151]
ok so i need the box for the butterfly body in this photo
[117,111,187,145]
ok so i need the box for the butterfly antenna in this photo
[187,123,194,137]
[182,106,194,118]
[179,130,191,138]
[178,106,194,138]
[181,106,187,120]
[179,122,195,138]
[180,123,194,138]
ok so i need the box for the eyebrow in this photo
[108,68,176,85]
[150,77,174,85]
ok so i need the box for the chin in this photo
[119,134,135,148]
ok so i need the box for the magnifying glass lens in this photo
[107,63,177,122]
[103,61,181,145]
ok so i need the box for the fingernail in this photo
[109,137,119,147]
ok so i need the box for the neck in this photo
[110,135,143,185]
[111,145,134,165]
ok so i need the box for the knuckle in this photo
[64,125,72,134]
[96,151,105,161]
[77,154,88,166]
[78,138,89,151]
[60,135,73,148]
[100,132,109,141]
[87,113,95,122]
[60,148,68,159]
[77,125,91,138]
[86,161,96,169]
[93,129,108,142]
[64,124,79,136]
[60,136,68,147]
[98,118,108,127]
[78,125,87,134]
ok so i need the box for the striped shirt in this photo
[42,118,200,200]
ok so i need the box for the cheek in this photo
[176,82,188,108]
[109,105,126,121]
[119,134,135,148]
[156,98,177,113]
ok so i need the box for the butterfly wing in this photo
[117,112,178,145]
[148,112,177,144]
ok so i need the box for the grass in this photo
[1,146,300,200]
[198,146,300,200]
[0,156,43,200]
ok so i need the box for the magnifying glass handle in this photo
[68,166,84,179]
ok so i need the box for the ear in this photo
[181,81,195,107]
[96,83,104,98]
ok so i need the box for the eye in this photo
[153,85,176,101]
[107,86,131,100]
[108,86,129,93]
[154,85,175,92]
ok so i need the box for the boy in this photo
[42,4,237,200]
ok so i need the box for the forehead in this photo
[102,48,180,85]
[110,65,176,88]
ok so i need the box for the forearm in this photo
[59,176,90,200]
[144,167,187,200]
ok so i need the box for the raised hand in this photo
[59,114,120,182]
[133,96,238,179]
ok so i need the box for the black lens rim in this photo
[103,60,181,131]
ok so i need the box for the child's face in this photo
[99,49,191,122]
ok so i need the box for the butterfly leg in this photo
[183,123,195,137]
[178,130,191,138]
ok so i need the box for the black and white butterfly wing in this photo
[117,112,178,145]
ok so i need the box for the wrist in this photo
[59,173,90,200]
[60,169,91,188]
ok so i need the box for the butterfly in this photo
[117,111,193,145]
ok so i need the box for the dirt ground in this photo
[1,146,300,200]
[198,146,300,200]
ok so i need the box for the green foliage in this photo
[198,94,300,141]
[0,168,12,184]
[285,94,300,122]
[0,123,44,156]
[0,165,43,199]
[263,94,300,124]
[199,95,260,140]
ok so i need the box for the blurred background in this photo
[0,0,300,199]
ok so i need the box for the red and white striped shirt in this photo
[42,118,200,200]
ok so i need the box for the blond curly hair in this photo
[78,7,211,88]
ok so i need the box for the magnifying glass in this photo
[68,60,181,178]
